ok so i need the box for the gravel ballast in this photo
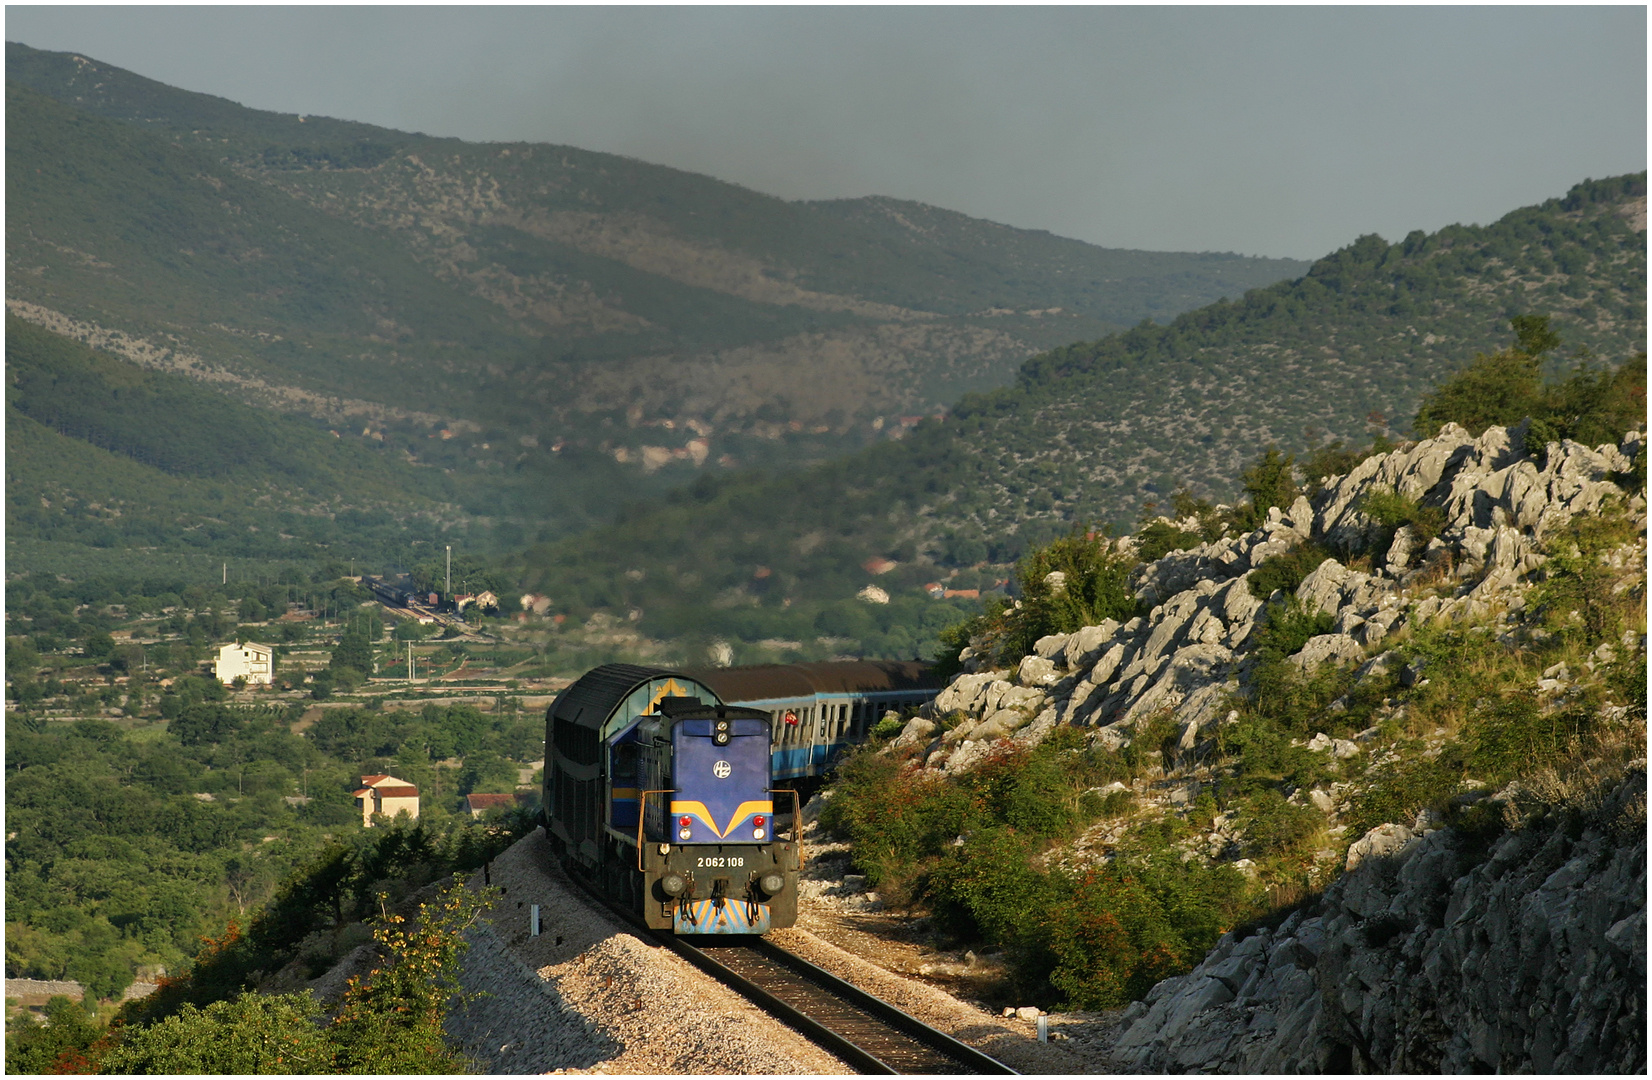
[446,829,848,1074]
[438,827,1130,1072]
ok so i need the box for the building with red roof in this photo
[353,774,420,826]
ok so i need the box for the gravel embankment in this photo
[304,824,1126,1072]
[447,829,849,1074]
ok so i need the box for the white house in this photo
[214,642,274,686]
[353,775,421,826]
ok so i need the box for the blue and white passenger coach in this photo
[689,660,940,787]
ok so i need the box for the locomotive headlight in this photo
[679,828,692,840]
[753,828,767,839]
[661,873,687,896]
[713,732,730,746]
[759,871,786,896]
[753,814,766,839]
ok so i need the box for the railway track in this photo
[656,933,1015,1075]
[570,858,1014,1073]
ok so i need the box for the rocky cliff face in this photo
[894,419,1646,1071]
[902,420,1643,775]
[1105,766,1645,1072]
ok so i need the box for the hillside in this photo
[513,175,1647,654]
[819,412,1645,1068]
[5,41,1306,575]
[4,316,487,567]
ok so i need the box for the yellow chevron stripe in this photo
[669,799,775,838]
[646,678,692,712]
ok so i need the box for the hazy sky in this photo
[7,6,1645,259]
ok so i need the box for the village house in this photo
[213,641,274,686]
[463,792,522,818]
[353,774,420,826]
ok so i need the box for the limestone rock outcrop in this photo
[1104,769,1646,1073]
[921,423,1644,776]
[900,421,1645,1073]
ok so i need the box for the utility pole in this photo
[445,545,452,601]
[222,562,227,586]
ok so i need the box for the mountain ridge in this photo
[513,173,1646,657]
[6,41,1309,567]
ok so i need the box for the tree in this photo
[97,993,332,1074]
[1232,446,1298,529]
[329,629,375,678]
[457,752,518,796]
[327,882,487,1073]
[8,636,41,680]
[1412,347,1544,438]
[393,619,431,642]
[5,996,103,1075]
[83,632,117,660]
[1511,313,1562,359]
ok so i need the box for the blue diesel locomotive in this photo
[544,660,939,934]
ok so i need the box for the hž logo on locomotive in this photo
[712,760,732,779]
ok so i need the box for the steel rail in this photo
[671,935,1017,1075]
[749,936,1012,1073]
[573,867,1013,1074]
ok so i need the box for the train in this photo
[543,660,940,934]
[361,575,418,609]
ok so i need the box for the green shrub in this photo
[1010,530,1142,656]
[1252,597,1335,659]
[1360,489,1446,546]
[870,714,905,740]
[926,826,1053,945]
[96,993,332,1074]
[964,742,1084,839]
[1212,715,1332,793]
[1087,788,1136,819]
[1341,751,1461,839]
[1227,446,1300,531]
[1236,790,1323,856]
[1413,347,1546,438]
[1414,315,1643,445]
[1170,490,1229,543]
[1135,521,1203,563]
[5,995,103,1075]
[1529,509,1640,647]
[1247,544,1335,599]
[1465,693,1597,781]
[933,528,1141,671]
[1041,855,1247,1009]
[1116,713,1180,779]
[819,753,977,890]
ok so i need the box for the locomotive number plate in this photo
[697,856,745,867]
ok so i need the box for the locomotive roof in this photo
[549,663,680,729]
[682,659,939,703]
